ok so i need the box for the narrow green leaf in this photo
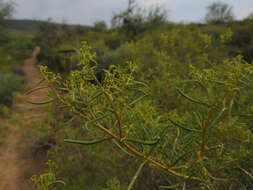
[49,180,66,187]
[26,86,49,95]
[124,137,160,146]
[129,94,148,107]
[238,166,253,180]
[85,113,110,129]
[183,80,206,90]
[210,80,227,85]
[64,137,112,145]
[209,107,226,128]
[168,118,199,132]
[112,139,137,158]
[176,88,209,107]
[127,160,147,190]
[203,167,227,182]
[193,112,202,129]
[173,128,180,154]
[239,79,250,87]
[58,87,69,92]
[27,99,54,105]
[64,116,76,125]
[133,81,149,88]
[159,184,180,189]
[171,150,194,167]
[104,91,114,101]
[87,91,103,103]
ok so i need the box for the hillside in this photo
[4,19,40,34]
[4,19,91,35]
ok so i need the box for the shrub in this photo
[34,42,253,189]
[0,72,24,106]
[205,2,235,24]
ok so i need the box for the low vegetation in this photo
[1,0,253,189]
[0,1,30,112]
[31,3,253,189]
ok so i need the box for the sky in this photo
[9,0,253,26]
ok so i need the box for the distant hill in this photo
[4,19,91,35]
[4,19,41,34]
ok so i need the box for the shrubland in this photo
[31,19,253,189]
[0,0,252,188]
[28,2,253,190]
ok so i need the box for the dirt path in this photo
[0,47,48,190]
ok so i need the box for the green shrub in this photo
[28,11,253,190]
[0,105,9,117]
[34,42,253,189]
[0,72,24,106]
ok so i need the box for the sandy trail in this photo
[0,47,48,190]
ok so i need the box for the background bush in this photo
[0,72,24,107]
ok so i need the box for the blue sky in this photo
[10,0,253,25]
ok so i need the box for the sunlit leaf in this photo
[64,137,112,145]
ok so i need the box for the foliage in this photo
[0,72,24,106]
[31,160,65,190]
[28,5,253,189]
[33,20,62,50]
[205,2,234,24]
[111,0,168,39]
[145,6,168,28]
[93,20,108,32]
[103,178,121,190]
[0,9,30,112]
[33,19,90,73]
[33,20,72,72]
[247,12,253,20]
[0,0,14,25]
[34,41,253,189]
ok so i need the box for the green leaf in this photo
[58,87,69,92]
[49,180,66,187]
[64,137,112,145]
[176,88,209,107]
[129,94,148,107]
[124,137,160,146]
[171,149,195,167]
[112,139,137,158]
[87,91,103,103]
[127,160,147,190]
[193,111,202,129]
[26,86,49,95]
[168,118,199,132]
[209,107,226,128]
[133,81,149,88]
[84,113,110,129]
[210,80,227,85]
[27,99,54,105]
[238,166,253,180]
